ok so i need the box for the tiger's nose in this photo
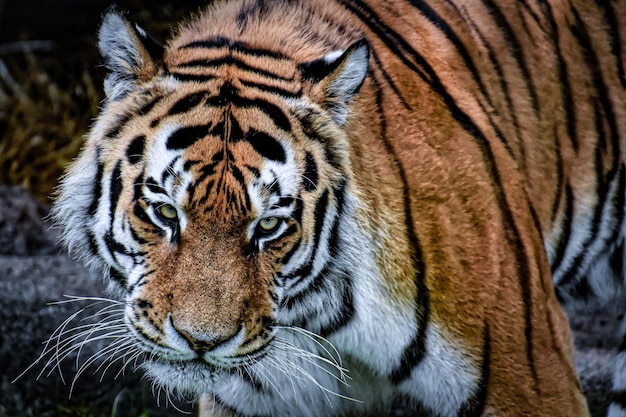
[169,315,242,355]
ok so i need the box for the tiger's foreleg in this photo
[198,393,236,417]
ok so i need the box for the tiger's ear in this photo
[98,7,164,101]
[299,39,370,125]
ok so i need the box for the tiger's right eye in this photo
[157,204,178,221]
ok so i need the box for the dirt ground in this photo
[0,1,622,417]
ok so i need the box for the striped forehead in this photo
[143,101,301,217]
[143,124,300,217]
[134,37,308,217]
[165,36,301,99]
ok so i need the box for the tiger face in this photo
[54,7,369,398]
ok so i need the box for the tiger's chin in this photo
[142,357,229,398]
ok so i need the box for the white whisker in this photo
[15,294,136,395]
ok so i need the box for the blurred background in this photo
[0,1,621,417]
[0,0,208,203]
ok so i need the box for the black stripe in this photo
[518,0,545,32]
[303,152,319,192]
[319,184,355,336]
[108,268,126,286]
[610,239,625,285]
[247,130,286,163]
[230,164,251,211]
[370,49,411,110]
[279,236,302,266]
[169,92,207,115]
[280,185,354,335]
[104,112,132,139]
[161,156,181,184]
[178,56,292,82]
[132,200,154,227]
[537,0,578,150]
[455,5,522,159]
[407,0,494,110]
[278,199,304,265]
[609,165,626,280]
[190,154,223,205]
[230,40,287,60]
[232,95,292,132]
[549,133,565,224]
[204,86,293,132]
[480,0,539,115]
[619,332,626,352]
[596,0,625,87]
[365,66,428,384]
[262,223,298,251]
[126,135,145,164]
[129,223,148,245]
[239,79,302,98]
[179,37,288,60]
[166,125,211,150]
[284,189,330,281]
[109,161,123,224]
[226,113,245,143]
[550,185,573,278]
[87,232,99,258]
[138,96,163,115]
[570,6,621,170]
[319,269,355,338]
[104,231,131,260]
[340,1,431,83]
[179,37,230,50]
[184,159,202,171]
[88,154,104,216]
[458,324,490,417]
[298,111,343,168]
[556,98,618,288]
[167,71,217,83]
[145,177,167,196]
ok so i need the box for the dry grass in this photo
[0,48,102,204]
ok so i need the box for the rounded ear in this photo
[299,39,370,124]
[98,7,164,101]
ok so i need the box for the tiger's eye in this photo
[258,217,279,231]
[158,204,178,220]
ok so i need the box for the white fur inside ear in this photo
[328,44,369,99]
[325,42,369,124]
[98,11,144,101]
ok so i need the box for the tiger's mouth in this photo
[140,341,272,397]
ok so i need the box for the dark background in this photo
[0,1,621,417]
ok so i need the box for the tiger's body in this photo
[52,0,625,416]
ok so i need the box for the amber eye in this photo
[157,203,178,221]
[258,217,280,233]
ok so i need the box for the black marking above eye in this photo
[167,125,211,150]
[127,135,146,164]
[303,152,318,191]
[247,130,286,163]
[169,92,207,115]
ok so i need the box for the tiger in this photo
[49,0,626,416]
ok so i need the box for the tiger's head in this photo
[53,6,369,396]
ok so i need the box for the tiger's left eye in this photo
[158,204,178,220]
[258,217,280,232]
